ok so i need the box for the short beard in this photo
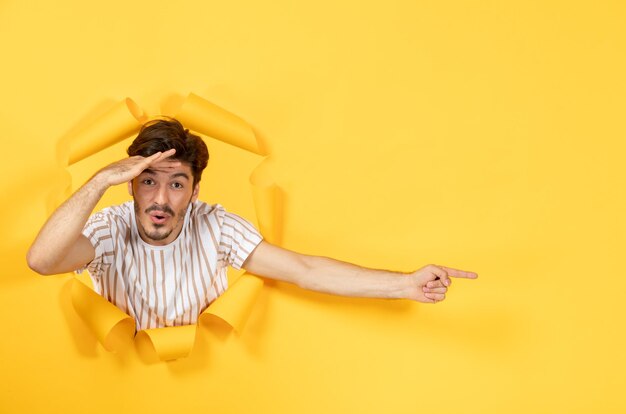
[133,201,189,242]
[142,225,173,241]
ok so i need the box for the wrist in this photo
[389,272,415,300]
[87,172,111,194]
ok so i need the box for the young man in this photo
[27,118,478,330]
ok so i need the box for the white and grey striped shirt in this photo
[77,201,263,331]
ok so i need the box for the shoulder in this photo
[86,201,133,228]
[187,201,225,231]
[189,201,257,232]
[189,200,225,221]
[191,200,222,215]
[82,202,134,247]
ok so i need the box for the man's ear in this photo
[192,183,200,202]
[127,181,133,197]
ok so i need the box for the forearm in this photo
[244,242,474,304]
[297,255,413,299]
[27,174,108,272]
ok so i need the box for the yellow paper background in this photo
[1,1,625,413]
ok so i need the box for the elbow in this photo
[26,248,54,276]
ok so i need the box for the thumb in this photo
[425,264,450,287]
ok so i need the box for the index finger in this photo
[436,265,478,279]
[161,148,176,157]
[145,148,177,164]
[155,148,177,160]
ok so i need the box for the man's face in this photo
[128,158,199,246]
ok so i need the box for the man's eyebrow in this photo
[139,169,189,180]
[170,172,190,180]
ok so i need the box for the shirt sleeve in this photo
[75,211,114,277]
[219,211,264,270]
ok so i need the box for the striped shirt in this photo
[76,201,263,331]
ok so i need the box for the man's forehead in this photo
[141,159,192,178]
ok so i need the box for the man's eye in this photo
[171,182,183,189]
[142,179,154,185]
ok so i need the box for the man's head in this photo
[127,117,209,185]
[126,118,209,245]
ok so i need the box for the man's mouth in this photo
[149,211,171,225]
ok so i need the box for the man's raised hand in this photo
[95,149,179,187]
[406,264,478,304]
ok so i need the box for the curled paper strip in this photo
[71,272,264,361]
[250,160,283,245]
[135,325,198,362]
[175,92,266,156]
[51,98,147,209]
[59,93,283,361]
[68,98,147,165]
[71,278,135,352]
[199,273,265,332]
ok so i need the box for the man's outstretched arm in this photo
[242,241,478,304]
[27,149,178,275]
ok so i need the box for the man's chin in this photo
[139,222,173,242]
[145,229,172,242]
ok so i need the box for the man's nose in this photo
[153,184,169,205]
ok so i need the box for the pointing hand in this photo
[406,264,478,304]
